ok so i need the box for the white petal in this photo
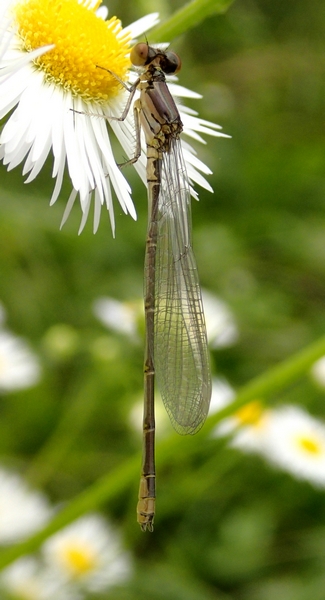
[169,82,202,100]
[0,44,54,79]
[182,112,230,138]
[50,157,65,206]
[123,13,160,40]
[96,5,109,20]
[0,62,33,119]
[60,189,78,229]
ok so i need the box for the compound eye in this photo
[163,52,182,74]
[130,43,149,67]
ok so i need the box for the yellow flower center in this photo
[13,0,131,102]
[296,435,322,455]
[61,542,98,577]
[235,400,264,427]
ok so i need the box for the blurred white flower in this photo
[209,377,235,415]
[230,402,272,453]
[216,402,325,489]
[213,399,271,454]
[202,290,238,349]
[0,331,41,392]
[310,355,325,388]
[93,297,143,341]
[263,405,325,487]
[0,468,50,544]
[93,291,238,352]
[0,556,73,600]
[42,514,131,594]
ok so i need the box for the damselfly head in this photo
[160,51,182,75]
[130,43,181,75]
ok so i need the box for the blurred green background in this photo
[1,0,325,598]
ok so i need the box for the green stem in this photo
[0,455,139,570]
[150,0,235,43]
[1,333,325,569]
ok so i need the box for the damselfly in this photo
[105,43,212,531]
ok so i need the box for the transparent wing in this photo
[152,137,211,435]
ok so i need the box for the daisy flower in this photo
[0,468,50,544]
[202,290,239,349]
[213,399,272,454]
[93,296,143,341]
[0,556,74,600]
[42,514,131,594]
[209,377,235,415]
[93,291,238,348]
[263,405,325,487]
[229,401,273,453]
[0,0,227,234]
[0,330,41,392]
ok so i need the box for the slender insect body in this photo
[104,43,212,531]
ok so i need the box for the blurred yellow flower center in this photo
[235,400,264,426]
[13,0,131,102]
[61,542,98,576]
[297,435,322,455]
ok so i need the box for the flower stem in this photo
[0,455,139,570]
